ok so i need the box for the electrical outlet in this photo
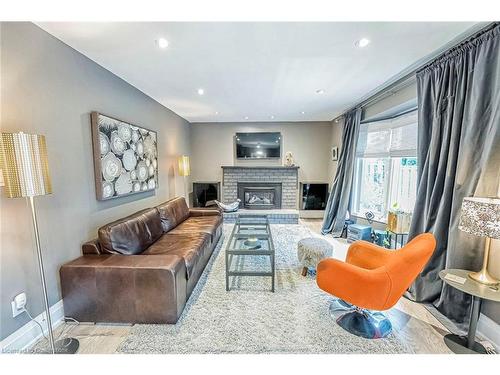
[11,292,27,318]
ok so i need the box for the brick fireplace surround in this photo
[221,166,299,209]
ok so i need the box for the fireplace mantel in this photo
[221,165,299,170]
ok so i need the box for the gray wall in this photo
[0,22,191,340]
[362,81,417,121]
[190,122,333,197]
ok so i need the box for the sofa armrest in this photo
[60,254,187,324]
[82,239,101,255]
[189,208,222,217]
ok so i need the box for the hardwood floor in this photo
[43,219,460,354]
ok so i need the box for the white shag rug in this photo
[117,224,413,354]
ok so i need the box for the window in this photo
[352,110,418,222]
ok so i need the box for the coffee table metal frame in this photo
[225,214,275,292]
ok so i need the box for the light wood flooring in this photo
[41,219,464,354]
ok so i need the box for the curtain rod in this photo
[332,22,492,122]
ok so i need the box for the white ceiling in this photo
[37,22,477,123]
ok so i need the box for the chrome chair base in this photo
[329,299,392,339]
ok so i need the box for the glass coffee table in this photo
[225,214,275,292]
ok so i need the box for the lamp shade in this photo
[178,155,190,177]
[0,132,52,198]
[458,197,500,239]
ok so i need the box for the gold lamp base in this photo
[468,269,499,286]
[468,237,499,286]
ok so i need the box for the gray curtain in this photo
[408,23,500,325]
[322,108,361,236]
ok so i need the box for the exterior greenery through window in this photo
[352,110,418,222]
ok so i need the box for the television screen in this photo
[235,132,281,159]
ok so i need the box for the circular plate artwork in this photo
[101,152,122,182]
[110,130,126,155]
[131,130,140,143]
[99,132,110,156]
[93,113,158,200]
[136,141,144,157]
[102,181,115,199]
[133,181,141,192]
[117,123,132,142]
[136,161,148,182]
[122,149,138,171]
[143,135,156,159]
[115,172,132,195]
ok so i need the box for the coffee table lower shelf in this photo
[225,214,275,292]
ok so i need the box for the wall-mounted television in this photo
[235,132,281,159]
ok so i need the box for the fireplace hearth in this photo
[237,182,282,209]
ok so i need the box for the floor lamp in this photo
[0,132,79,354]
[178,155,190,204]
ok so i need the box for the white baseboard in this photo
[299,210,325,219]
[477,313,500,351]
[0,300,65,353]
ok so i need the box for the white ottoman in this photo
[297,237,333,276]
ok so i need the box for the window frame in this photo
[351,109,418,223]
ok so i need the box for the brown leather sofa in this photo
[59,197,222,324]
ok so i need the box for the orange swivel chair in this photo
[316,233,436,339]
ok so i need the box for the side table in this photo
[388,230,409,249]
[439,269,500,354]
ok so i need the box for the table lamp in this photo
[178,155,190,202]
[458,196,500,285]
[0,132,79,354]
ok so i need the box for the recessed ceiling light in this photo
[301,111,305,114]
[315,89,325,94]
[355,38,370,48]
[270,115,275,120]
[197,88,205,95]
[215,111,219,115]
[244,116,249,120]
[156,38,169,49]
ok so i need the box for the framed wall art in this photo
[331,146,339,161]
[91,112,158,200]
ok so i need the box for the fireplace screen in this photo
[245,188,276,207]
[237,183,282,209]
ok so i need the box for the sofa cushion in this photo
[98,208,163,255]
[168,215,223,244]
[157,197,190,232]
[143,232,210,278]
